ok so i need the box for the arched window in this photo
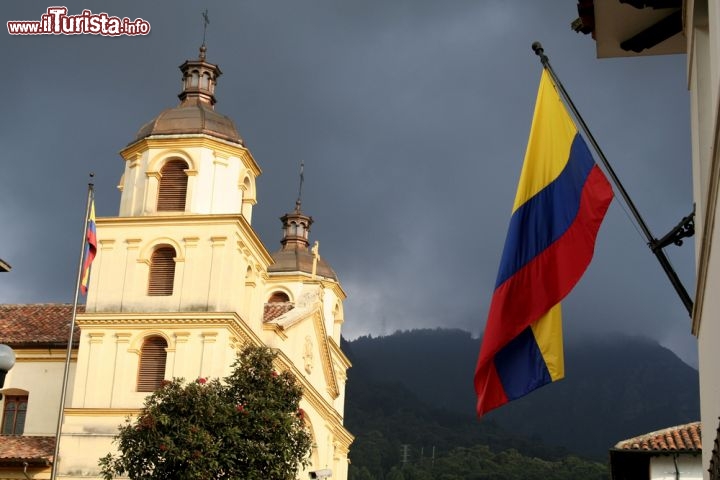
[157,160,189,212]
[242,176,252,194]
[1,395,27,435]
[148,246,176,296]
[245,265,253,280]
[137,336,168,392]
[268,291,290,303]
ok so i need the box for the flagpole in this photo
[531,42,694,316]
[51,176,94,480]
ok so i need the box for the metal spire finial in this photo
[295,161,305,212]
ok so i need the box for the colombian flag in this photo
[80,200,97,295]
[474,70,614,416]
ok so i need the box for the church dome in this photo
[133,46,243,145]
[269,249,337,281]
[135,104,242,144]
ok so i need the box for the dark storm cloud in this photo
[0,1,698,365]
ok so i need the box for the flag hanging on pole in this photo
[80,200,97,295]
[474,70,614,417]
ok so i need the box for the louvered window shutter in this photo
[137,336,168,392]
[148,247,176,296]
[157,160,188,211]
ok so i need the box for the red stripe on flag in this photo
[475,166,612,413]
[479,166,612,364]
[475,360,509,416]
[80,209,97,295]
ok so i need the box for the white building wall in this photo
[1,355,75,436]
[687,1,720,477]
[697,231,720,476]
[650,455,703,479]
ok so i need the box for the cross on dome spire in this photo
[201,10,210,48]
[295,161,305,213]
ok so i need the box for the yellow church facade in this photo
[0,46,352,479]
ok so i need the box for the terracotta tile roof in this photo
[0,436,54,465]
[0,304,82,347]
[615,422,702,452]
[263,302,294,323]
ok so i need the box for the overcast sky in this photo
[0,2,698,366]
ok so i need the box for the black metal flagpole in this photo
[531,41,694,316]
[51,176,94,480]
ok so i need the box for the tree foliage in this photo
[99,345,312,480]
[349,444,608,480]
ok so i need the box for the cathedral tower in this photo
[53,48,352,479]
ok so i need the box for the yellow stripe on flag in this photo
[512,70,578,213]
[530,304,565,382]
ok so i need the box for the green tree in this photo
[386,467,406,480]
[99,345,312,480]
[348,466,377,480]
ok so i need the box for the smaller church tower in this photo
[269,179,338,283]
[260,180,352,473]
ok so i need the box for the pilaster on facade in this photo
[207,236,228,310]
[199,331,219,378]
[109,333,132,407]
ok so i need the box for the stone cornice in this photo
[331,424,354,451]
[14,348,73,357]
[321,280,347,301]
[265,276,347,300]
[76,312,264,350]
[272,350,348,432]
[65,408,141,417]
[313,310,339,399]
[328,338,351,370]
[15,350,77,362]
[120,135,261,177]
[262,322,288,340]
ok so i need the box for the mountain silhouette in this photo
[344,328,699,460]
